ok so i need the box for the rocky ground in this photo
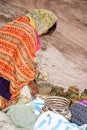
[0,0,87,91]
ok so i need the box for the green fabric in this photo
[6,102,37,130]
[85,127,87,130]
[26,9,57,35]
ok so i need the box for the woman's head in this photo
[26,9,57,36]
[41,22,57,36]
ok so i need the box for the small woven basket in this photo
[43,96,71,120]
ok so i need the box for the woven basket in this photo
[43,96,71,120]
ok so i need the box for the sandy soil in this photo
[0,0,87,91]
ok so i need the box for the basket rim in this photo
[45,96,70,103]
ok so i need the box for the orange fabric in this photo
[0,16,38,102]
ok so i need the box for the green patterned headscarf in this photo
[26,9,57,35]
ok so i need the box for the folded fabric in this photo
[0,111,28,130]
[79,100,87,106]
[33,97,45,115]
[70,102,87,125]
[6,102,37,129]
[34,111,80,130]
[0,77,11,100]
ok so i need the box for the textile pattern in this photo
[0,16,38,102]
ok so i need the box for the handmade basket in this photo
[43,96,71,120]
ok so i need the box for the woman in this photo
[0,9,57,109]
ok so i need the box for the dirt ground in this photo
[0,0,87,91]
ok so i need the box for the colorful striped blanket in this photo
[0,16,38,101]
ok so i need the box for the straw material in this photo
[43,96,71,120]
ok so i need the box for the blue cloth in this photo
[0,77,11,100]
[34,111,80,130]
[33,97,45,115]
